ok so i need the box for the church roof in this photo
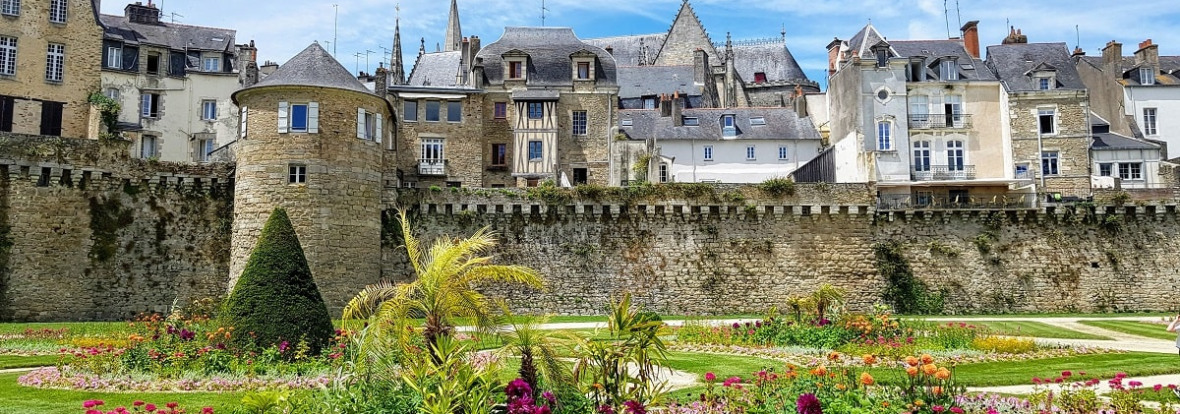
[407,51,463,87]
[477,27,618,87]
[234,43,372,102]
[986,42,1085,92]
[732,40,809,84]
[584,34,666,67]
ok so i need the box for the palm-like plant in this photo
[343,210,544,357]
[495,313,571,395]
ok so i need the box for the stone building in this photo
[0,0,103,138]
[100,2,250,162]
[230,42,392,310]
[815,22,1028,209]
[1077,39,1180,160]
[986,35,1092,198]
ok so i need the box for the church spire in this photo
[444,0,462,52]
[391,8,405,85]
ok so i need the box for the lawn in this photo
[0,372,243,414]
[866,352,1180,387]
[1078,320,1177,341]
[933,320,1110,340]
[0,355,58,369]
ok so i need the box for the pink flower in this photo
[145,404,157,411]
[133,401,145,407]
[1061,371,1072,377]
[722,376,741,388]
[704,372,716,382]
[951,408,964,414]
[201,407,214,414]
[932,405,945,413]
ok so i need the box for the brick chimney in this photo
[1072,47,1085,58]
[1002,27,1027,44]
[826,37,843,77]
[671,91,683,126]
[1102,41,1123,65]
[659,94,672,117]
[1135,39,1159,67]
[960,21,980,59]
[125,2,161,25]
[693,48,710,85]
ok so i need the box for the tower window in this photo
[288,164,307,184]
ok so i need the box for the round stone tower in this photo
[229,42,391,312]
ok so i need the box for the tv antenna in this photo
[943,0,951,38]
[332,4,339,56]
[364,49,375,74]
[353,52,364,75]
[168,12,182,23]
[1075,25,1081,50]
[541,0,549,27]
[379,46,392,65]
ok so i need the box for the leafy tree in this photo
[223,208,334,353]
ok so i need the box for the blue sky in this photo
[102,0,1180,90]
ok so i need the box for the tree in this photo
[343,210,544,356]
[222,207,334,353]
[495,313,571,396]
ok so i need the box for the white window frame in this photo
[0,36,15,76]
[140,135,158,159]
[1098,163,1113,177]
[1144,107,1158,136]
[913,140,931,172]
[750,117,767,126]
[48,0,66,23]
[1,0,20,16]
[104,88,119,100]
[107,46,122,69]
[1118,162,1143,180]
[940,59,958,81]
[703,145,713,161]
[683,117,700,126]
[1140,67,1155,86]
[141,93,159,118]
[1041,151,1059,176]
[201,99,217,121]
[572,110,587,136]
[658,163,668,183]
[421,138,444,161]
[746,145,756,161]
[288,164,307,184]
[876,120,893,151]
[946,140,965,171]
[45,43,64,82]
[778,145,788,160]
[1037,108,1056,135]
[239,106,248,138]
[1037,77,1053,90]
[356,108,383,142]
[277,101,319,134]
[202,57,220,72]
[722,115,736,137]
[197,138,215,162]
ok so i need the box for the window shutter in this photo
[277,101,289,133]
[308,102,320,133]
[357,108,366,139]
[375,113,383,144]
[239,106,247,138]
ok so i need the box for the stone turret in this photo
[444,0,462,52]
[229,42,391,313]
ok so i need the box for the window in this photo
[45,43,64,82]
[447,101,461,122]
[876,120,892,151]
[722,115,736,137]
[48,0,65,23]
[147,53,160,75]
[104,88,118,100]
[1038,77,1052,90]
[140,135,158,159]
[573,168,588,185]
[0,36,15,76]
[1140,67,1155,85]
[1144,108,1157,135]
[577,62,590,79]
[39,101,62,136]
[277,102,321,133]
[778,146,788,160]
[746,145,756,160]
[703,145,713,161]
[939,59,958,81]
[239,106,247,138]
[658,163,668,183]
[425,101,440,122]
[750,117,766,126]
[1038,108,1056,135]
[201,100,216,120]
[202,57,220,72]
[494,102,507,119]
[621,118,633,127]
[909,95,929,125]
[572,110,587,135]
[754,72,768,83]
[527,141,543,160]
[421,138,444,161]
[197,139,215,162]
[509,61,523,79]
[1119,163,1143,180]
[106,46,122,69]
[1099,163,1113,177]
[1041,151,1059,176]
[527,102,543,119]
[683,117,699,126]
[288,164,307,184]
[0,96,13,132]
[876,50,888,68]
[946,140,964,171]
[491,143,507,166]
[1,0,19,16]
[290,103,308,131]
[357,108,380,141]
[945,95,963,128]
[913,141,931,172]
[642,96,657,109]
[141,93,159,118]
[404,100,418,121]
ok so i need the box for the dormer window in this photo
[577,62,590,79]
[504,50,529,81]
[571,51,596,81]
[908,57,925,81]
[754,72,767,83]
[1038,78,1051,90]
[1140,67,1155,85]
[509,61,523,79]
[876,49,889,68]
[722,114,736,137]
[939,58,959,81]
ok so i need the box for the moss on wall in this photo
[88,196,135,262]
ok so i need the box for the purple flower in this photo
[542,390,556,406]
[597,405,616,414]
[506,378,533,400]
[796,393,822,414]
[278,341,290,353]
[623,400,646,414]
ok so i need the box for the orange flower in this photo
[816,382,824,388]
[922,364,938,376]
[905,356,920,366]
[920,354,934,364]
[932,386,943,396]
[914,399,925,407]
[935,367,951,380]
[860,372,875,386]
[882,401,890,408]
[828,351,841,361]
[906,366,919,377]
[811,365,828,376]
[862,354,877,365]
[836,383,847,391]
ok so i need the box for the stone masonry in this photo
[1008,91,1092,197]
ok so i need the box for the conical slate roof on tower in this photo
[236,42,372,100]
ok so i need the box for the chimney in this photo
[672,91,683,126]
[1072,47,1086,58]
[375,66,388,97]
[605,46,614,55]
[125,2,161,25]
[1135,39,1159,67]
[793,85,808,118]
[237,40,258,87]
[458,37,470,85]
[659,94,672,117]
[1002,26,1027,44]
[826,38,843,77]
[960,21,980,59]
[693,48,709,85]
[472,57,485,89]
[1102,40,1123,65]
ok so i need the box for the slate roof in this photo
[845,23,894,59]
[732,41,809,83]
[1092,133,1161,150]
[407,51,462,87]
[616,65,698,99]
[1079,55,1180,86]
[99,14,235,52]
[583,34,666,67]
[986,42,1085,92]
[620,108,820,141]
[234,43,372,101]
[477,27,617,87]
[890,40,996,81]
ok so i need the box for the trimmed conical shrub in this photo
[223,208,333,354]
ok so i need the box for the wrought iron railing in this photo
[908,114,972,129]
[419,159,447,176]
[877,194,1036,211]
[911,165,976,181]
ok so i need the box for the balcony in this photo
[419,159,447,176]
[908,114,972,130]
[877,194,1036,211]
[911,165,976,181]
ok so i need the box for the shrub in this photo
[757,177,796,197]
[222,208,334,354]
[970,335,1036,354]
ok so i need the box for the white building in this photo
[1078,39,1180,161]
[1090,115,1166,189]
[100,2,248,162]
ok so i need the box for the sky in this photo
[102,0,1180,90]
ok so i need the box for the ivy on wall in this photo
[872,241,944,315]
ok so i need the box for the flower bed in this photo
[20,366,331,392]
[669,343,1119,368]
